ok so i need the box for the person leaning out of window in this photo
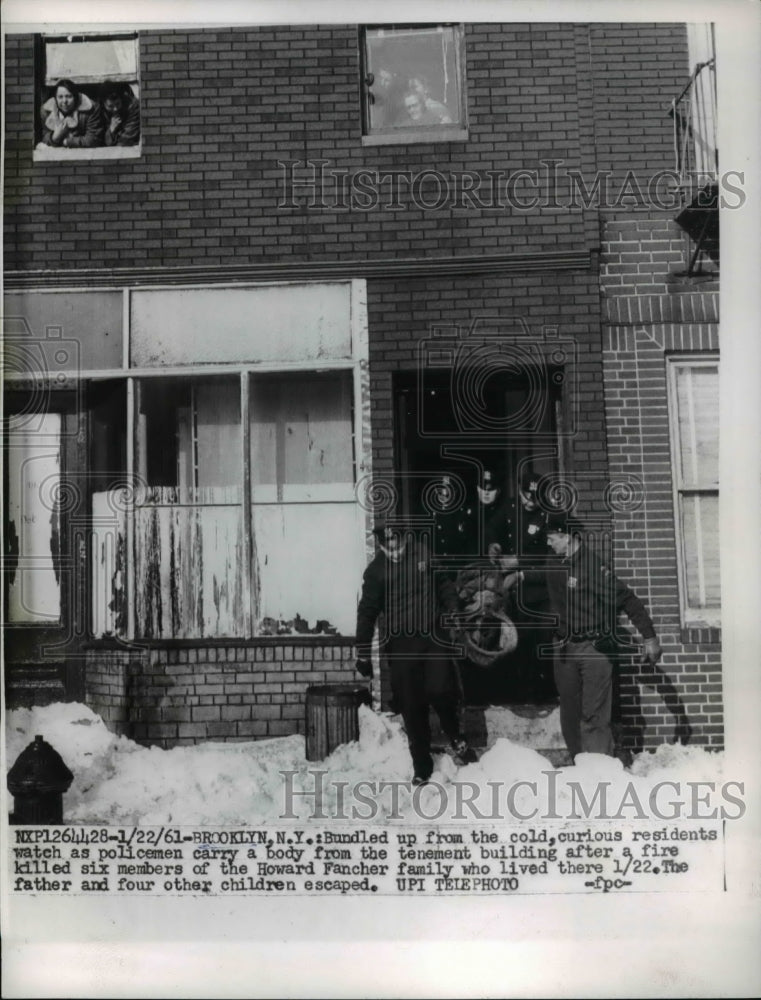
[102,81,141,147]
[41,78,105,148]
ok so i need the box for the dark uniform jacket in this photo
[525,540,656,641]
[486,500,550,614]
[355,540,458,660]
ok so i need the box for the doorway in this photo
[393,364,562,706]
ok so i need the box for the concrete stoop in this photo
[432,702,572,767]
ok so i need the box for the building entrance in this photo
[393,366,562,705]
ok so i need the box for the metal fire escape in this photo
[670,57,719,275]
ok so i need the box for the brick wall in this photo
[84,649,143,737]
[590,26,723,749]
[590,23,688,187]
[4,23,600,271]
[7,21,722,754]
[601,217,719,315]
[127,642,357,748]
[600,213,722,749]
[366,269,611,516]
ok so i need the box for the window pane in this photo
[131,285,353,367]
[680,493,720,608]
[138,377,241,489]
[5,412,61,622]
[675,364,719,488]
[250,372,354,501]
[253,502,363,635]
[365,26,462,130]
[46,38,138,84]
[88,381,127,637]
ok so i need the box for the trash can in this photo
[305,684,371,761]
[7,735,74,825]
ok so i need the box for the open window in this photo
[360,25,468,145]
[34,32,141,161]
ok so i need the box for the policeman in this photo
[355,520,477,784]
[484,468,556,702]
[508,513,663,759]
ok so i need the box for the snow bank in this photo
[5,702,724,826]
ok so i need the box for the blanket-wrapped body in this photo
[456,563,519,667]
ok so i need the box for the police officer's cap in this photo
[545,512,585,535]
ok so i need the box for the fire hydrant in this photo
[7,734,74,825]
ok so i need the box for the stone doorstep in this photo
[431,703,566,752]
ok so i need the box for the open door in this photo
[393,366,561,705]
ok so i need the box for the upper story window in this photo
[34,32,141,161]
[360,25,468,146]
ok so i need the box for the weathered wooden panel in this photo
[131,283,352,366]
[250,372,354,502]
[134,502,245,639]
[6,413,61,622]
[252,502,363,636]
[4,291,123,371]
[91,491,127,637]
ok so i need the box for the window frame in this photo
[359,23,469,146]
[667,354,721,628]
[34,31,142,162]
[3,281,371,642]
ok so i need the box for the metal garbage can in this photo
[305,684,371,761]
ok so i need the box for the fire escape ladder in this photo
[670,58,719,275]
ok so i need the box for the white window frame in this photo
[667,355,720,627]
[360,24,468,146]
[34,31,141,162]
[4,281,372,640]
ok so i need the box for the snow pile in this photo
[629,739,723,782]
[5,702,724,826]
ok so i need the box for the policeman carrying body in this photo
[508,512,663,759]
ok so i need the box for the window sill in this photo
[83,635,357,649]
[680,626,721,646]
[361,128,468,147]
[34,144,141,162]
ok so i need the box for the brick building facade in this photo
[3,21,722,751]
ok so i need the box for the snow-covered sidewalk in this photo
[5,702,726,826]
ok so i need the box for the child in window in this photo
[41,79,105,148]
[102,81,141,147]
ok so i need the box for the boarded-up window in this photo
[250,372,354,502]
[668,358,720,625]
[250,372,359,634]
[128,372,359,639]
[139,378,241,489]
[134,377,243,639]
